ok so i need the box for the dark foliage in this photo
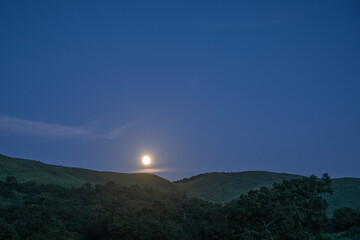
[327,207,360,234]
[0,174,358,239]
[224,174,332,239]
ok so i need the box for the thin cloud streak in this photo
[0,117,93,137]
[132,168,173,173]
[0,116,145,140]
[95,119,147,140]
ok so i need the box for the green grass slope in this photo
[0,154,176,191]
[325,178,360,215]
[177,171,360,215]
[1,153,359,215]
[177,171,302,202]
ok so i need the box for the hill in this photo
[1,153,359,215]
[176,171,302,202]
[177,171,360,215]
[325,177,360,214]
[0,154,176,191]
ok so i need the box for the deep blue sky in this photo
[1,1,359,180]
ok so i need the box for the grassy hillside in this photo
[325,177,360,215]
[178,171,360,215]
[177,171,302,202]
[0,154,176,191]
[1,153,359,215]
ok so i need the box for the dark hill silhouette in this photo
[0,154,176,192]
[1,153,359,215]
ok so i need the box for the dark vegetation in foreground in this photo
[2,154,360,216]
[0,175,360,240]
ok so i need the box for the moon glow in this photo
[142,156,151,165]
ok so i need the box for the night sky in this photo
[1,1,359,180]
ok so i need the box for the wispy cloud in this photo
[95,119,147,140]
[0,116,145,140]
[132,168,173,173]
[0,117,93,138]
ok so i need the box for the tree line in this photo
[0,174,359,239]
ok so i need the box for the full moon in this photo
[142,156,151,165]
